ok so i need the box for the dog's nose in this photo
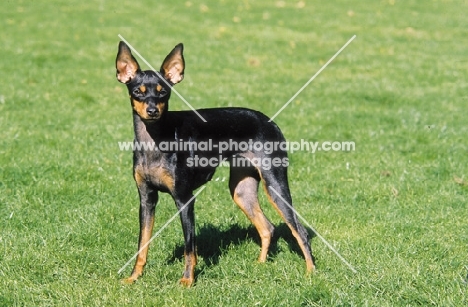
[146,107,158,117]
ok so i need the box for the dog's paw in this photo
[179,277,194,287]
[121,275,138,285]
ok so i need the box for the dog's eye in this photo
[133,88,142,96]
[158,88,167,97]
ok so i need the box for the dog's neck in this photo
[131,114,166,162]
[132,112,175,143]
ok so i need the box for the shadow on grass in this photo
[166,222,316,268]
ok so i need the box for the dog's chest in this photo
[135,162,174,192]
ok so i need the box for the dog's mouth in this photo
[132,99,166,122]
[142,114,162,121]
[133,110,162,122]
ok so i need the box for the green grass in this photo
[1,0,467,305]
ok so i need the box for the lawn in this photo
[1,0,467,306]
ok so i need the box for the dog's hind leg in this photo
[260,167,315,272]
[229,164,274,263]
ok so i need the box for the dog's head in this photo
[116,42,185,121]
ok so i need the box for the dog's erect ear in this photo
[116,41,140,84]
[160,43,185,85]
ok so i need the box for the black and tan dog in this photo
[116,41,314,286]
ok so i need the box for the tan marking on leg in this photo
[122,214,155,284]
[261,182,315,272]
[179,251,197,287]
[233,194,273,262]
[232,176,274,263]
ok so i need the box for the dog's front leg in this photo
[175,194,197,287]
[123,180,158,284]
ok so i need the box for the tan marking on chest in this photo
[134,169,146,186]
[150,167,175,192]
[134,165,174,192]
